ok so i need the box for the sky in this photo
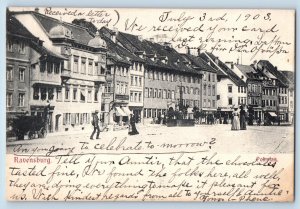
[10,7,295,71]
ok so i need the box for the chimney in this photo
[137,35,143,41]
[186,46,190,55]
[237,58,239,65]
[34,8,39,13]
[215,57,219,65]
[149,37,154,42]
[197,48,202,56]
[111,27,118,43]
[253,60,258,69]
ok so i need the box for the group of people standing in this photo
[231,105,247,131]
[90,110,139,140]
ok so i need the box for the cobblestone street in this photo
[7,124,294,154]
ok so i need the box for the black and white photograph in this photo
[6,7,295,202]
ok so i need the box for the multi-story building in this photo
[101,29,203,123]
[281,70,294,124]
[181,53,218,114]
[6,14,36,118]
[233,64,264,120]
[100,27,144,122]
[6,13,67,134]
[257,60,289,122]
[13,10,107,133]
[200,53,246,117]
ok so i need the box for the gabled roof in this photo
[100,35,142,65]
[7,11,39,41]
[101,27,201,75]
[280,71,294,84]
[258,60,290,87]
[235,64,264,80]
[181,53,218,73]
[142,40,200,74]
[99,27,143,65]
[12,11,94,45]
[7,12,66,60]
[200,52,246,86]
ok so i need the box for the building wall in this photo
[129,61,144,122]
[262,86,278,112]
[29,44,106,133]
[278,87,289,122]
[287,88,294,123]
[217,78,246,110]
[144,68,177,120]
[143,68,202,121]
[6,37,32,115]
[202,71,218,110]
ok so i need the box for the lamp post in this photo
[179,80,183,112]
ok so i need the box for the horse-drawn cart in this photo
[10,105,50,140]
[11,115,48,140]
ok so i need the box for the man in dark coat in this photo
[90,110,100,139]
[128,114,139,135]
[240,106,247,130]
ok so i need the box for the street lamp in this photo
[179,80,183,111]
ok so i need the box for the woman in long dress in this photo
[231,107,240,130]
[128,114,139,135]
[239,106,247,130]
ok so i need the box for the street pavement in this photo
[6,124,294,154]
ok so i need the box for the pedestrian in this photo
[257,117,261,126]
[223,112,228,124]
[240,106,247,130]
[90,110,100,139]
[231,106,240,131]
[128,113,139,135]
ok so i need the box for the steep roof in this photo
[280,71,294,84]
[101,27,201,75]
[200,52,246,86]
[142,40,200,74]
[7,11,39,41]
[7,12,66,60]
[235,64,264,80]
[181,53,218,73]
[100,34,142,65]
[258,60,290,87]
[13,11,94,45]
[99,27,143,65]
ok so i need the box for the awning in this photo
[115,107,127,117]
[121,106,132,116]
[268,112,277,117]
[202,108,217,111]
[218,108,233,112]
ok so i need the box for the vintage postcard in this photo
[6,7,295,202]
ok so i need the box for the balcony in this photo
[31,71,61,86]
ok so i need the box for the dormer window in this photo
[7,39,13,52]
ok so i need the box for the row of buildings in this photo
[6,9,294,134]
